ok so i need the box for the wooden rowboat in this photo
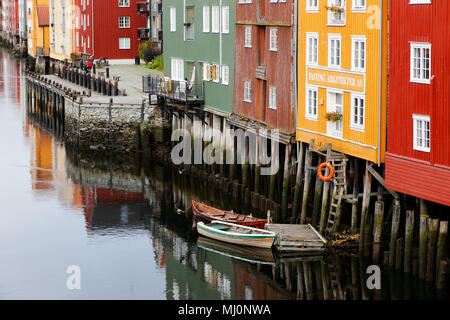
[192,200,267,229]
[196,221,276,249]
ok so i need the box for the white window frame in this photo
[306,0,319,12]
[118,16,130,29]
[351,35,366,71]
[244,81,252,102]
[352,0,366,12]
[211,6,220,33]
[244,26,252,48]
[410,42,431,84]
[306,32,318,66]
[203,63,211,81]
[327,0,346,26]
[350,93,365,131]
[305,86,319,120]
[118,0,130,8]
[221,6,229,34]
[170,7,176,32]
[328,34,341,69]
[409,0,431,4]
[413,114,431,152]
[268,86,277,110]
[203,6,210,33]
[269,28,278,52]
[119,37,130,50]
[221,65,229,85]
[171,58,184,81]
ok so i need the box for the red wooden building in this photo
[75,0,147,63]
[3,0,19,39]
[232,1,296,138]
[386,0,450,207]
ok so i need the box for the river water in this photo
[0,49,447,300]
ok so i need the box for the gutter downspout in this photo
[377,0,383,166]
[293,0,298,141]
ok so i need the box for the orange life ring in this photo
[318,162,334,182]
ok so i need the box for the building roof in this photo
[37,6,49,27]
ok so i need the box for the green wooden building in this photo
[162,0,235,116]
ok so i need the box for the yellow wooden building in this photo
[27,0,50,58]
[49,0,76,62]
[296,0,388,164]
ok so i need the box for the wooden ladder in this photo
[325,154,348,236]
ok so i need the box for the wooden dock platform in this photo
[265,224,327,254]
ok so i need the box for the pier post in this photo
[404,210,415,273]
[319,144,332,234]
[388,202,401,267]
[359,162,372,254]
[292,142,304,223]
[372,200,384,263]
[426,218,439,282]
[351,158,360,234]
[281,144,291,222]
[419,216,428,279]
[300,140,314,224]
[435,221,448,285]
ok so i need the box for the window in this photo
[306,0,319,12]
[327,91,343,137]
[221,6,229,34]
[410,43,431,84]
[119,37,130,49]
[212,6,220,33]
[269,28,278,51]
[203,63,211,81]
[410,0,431,4]
[170,7,176,32]
[352,36,366,71]
[118,16,130,28]
[244,81,252,102]
[244,26,252,48]
[306,33,318,65]
[185,7,194,40]
[211,64,220,82]
[203,6,210,33]
[171,58,184,81]
[269,87,277,110]
[351,94,365,130]
[327,0,346,25]
[222,65,229,85]
[238,0,252,3]
[118,0,129,7]
[413,115,431,152]
[328,35,341,68]
[305,87,318,120]
[352,0,366,11]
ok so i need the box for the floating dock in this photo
[266,224,327,254]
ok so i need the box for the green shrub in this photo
[139,40,161,63]
[148,55,163,72]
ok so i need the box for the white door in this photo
[171,58,184,81]
[327,91,344,138]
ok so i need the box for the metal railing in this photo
[143,75,205,103]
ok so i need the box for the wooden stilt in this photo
[435,221,448,285]
[319,144,332,234]
[389,202,401,267]
[404,210,415,273]
[436,260,448,290]
[292,142,305,223]
[395,238,404,270]
[372,200,384,263]
[281,144,291,222]
[359,162,372,254]
[351,158,360,234]
[296,262,305,300]
[300,141,314,224]
[312,156,324,228]
[426,219,439,282]
[419,216,428,280]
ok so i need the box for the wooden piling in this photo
[292,142,304,223]
[426,219,439,282]
[436,260,447,290]
[372,200,384,263]
[404,210,415,273]
[435,221,448,284]
[281,144,291,222]
[300,140,314,224]
[395,238,404,270]
[388,202,401,267]
[359,162,372,254]
[351,158,360,234]
[319,144,332,234]
[419,216,428,280]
